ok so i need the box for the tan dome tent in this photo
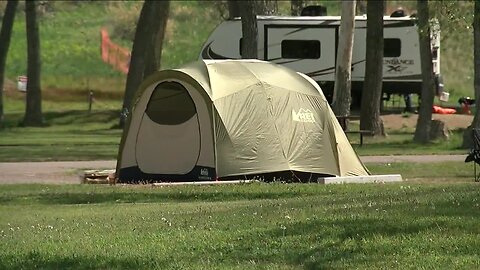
[116,60,369,183]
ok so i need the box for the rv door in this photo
[264,26,337,83]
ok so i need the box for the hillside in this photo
[1,1,475,105]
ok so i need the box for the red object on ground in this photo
[460,103,472,114]
[432,105,457,114]
[100,28,130,74]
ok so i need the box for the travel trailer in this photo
[199,13,441,106]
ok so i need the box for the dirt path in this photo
[0,160,116,184]
[0,155,467,184]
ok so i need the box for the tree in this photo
[240,0,258,59]
[144,0,170,77]
[256,0,277,15]
[462,0,480,148]
[332,0,356,117]
[22,0,43,126]
[360,0,385,136]
[120,0,169,128]
[0,0,18,128]
[227,0,241,19]
[413,0,435,143]
[356,0,367,15]
[291,0,303,16]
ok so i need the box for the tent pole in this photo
[212,102,218,180]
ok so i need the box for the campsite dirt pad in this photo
[381,113,474,130]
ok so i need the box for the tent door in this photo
[135,81,201,175]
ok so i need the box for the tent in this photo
[116,59,369,183]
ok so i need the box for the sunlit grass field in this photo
[0,182,478,269]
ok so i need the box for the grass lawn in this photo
[353,130,467,156]
[0,108,122,162]
[0,181,479,269]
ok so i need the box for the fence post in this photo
[88,90,94,113]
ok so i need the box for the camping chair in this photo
[464,128,480,182]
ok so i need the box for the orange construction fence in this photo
[100,28,130,74]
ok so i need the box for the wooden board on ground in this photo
[82,169,115,184]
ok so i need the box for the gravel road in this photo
[0,155,467,184]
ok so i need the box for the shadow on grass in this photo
[217,197,480,269]
[0,252,171,270]
[0,190,318,205]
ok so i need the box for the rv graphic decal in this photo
[201,41,234,60]
[305,59,366,78]
[285,28,307,36]
[384,58,414,74]
[292,108,316,123]
[387,65,407,72]
[306,66,336,77]
[270,58,303,65]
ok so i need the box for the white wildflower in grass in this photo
[280,224,287,237]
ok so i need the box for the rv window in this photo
[145,82,197,125]
[281,40,320,59]
[384,38,401,57]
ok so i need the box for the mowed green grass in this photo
[0,109,122,161]
[0,182,479,269]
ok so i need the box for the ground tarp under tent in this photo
[116,59,369,183]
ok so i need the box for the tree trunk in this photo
[291,0,303,16]
[240,0,258,59]
[360,0,385,135]
[144,0,170,77]
[462,0,480,148]
[23,0,43,127]
[256,0,277,15]
[332,0,356,117]
[356,0,367,15]
[413,0,435,143]
[0,0,18,128]
[119,0,157,128]
[227,0,241,19]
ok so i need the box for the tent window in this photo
[281,40,321,59]
[145,82,197,125]
[384,38,401,57]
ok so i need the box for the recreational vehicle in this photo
[199,13,441,106]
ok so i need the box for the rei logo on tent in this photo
[200,168,209,176]
[292,108,316,123]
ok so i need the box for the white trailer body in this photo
[199,15,441,104]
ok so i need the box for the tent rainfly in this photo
[116,60,369,183]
